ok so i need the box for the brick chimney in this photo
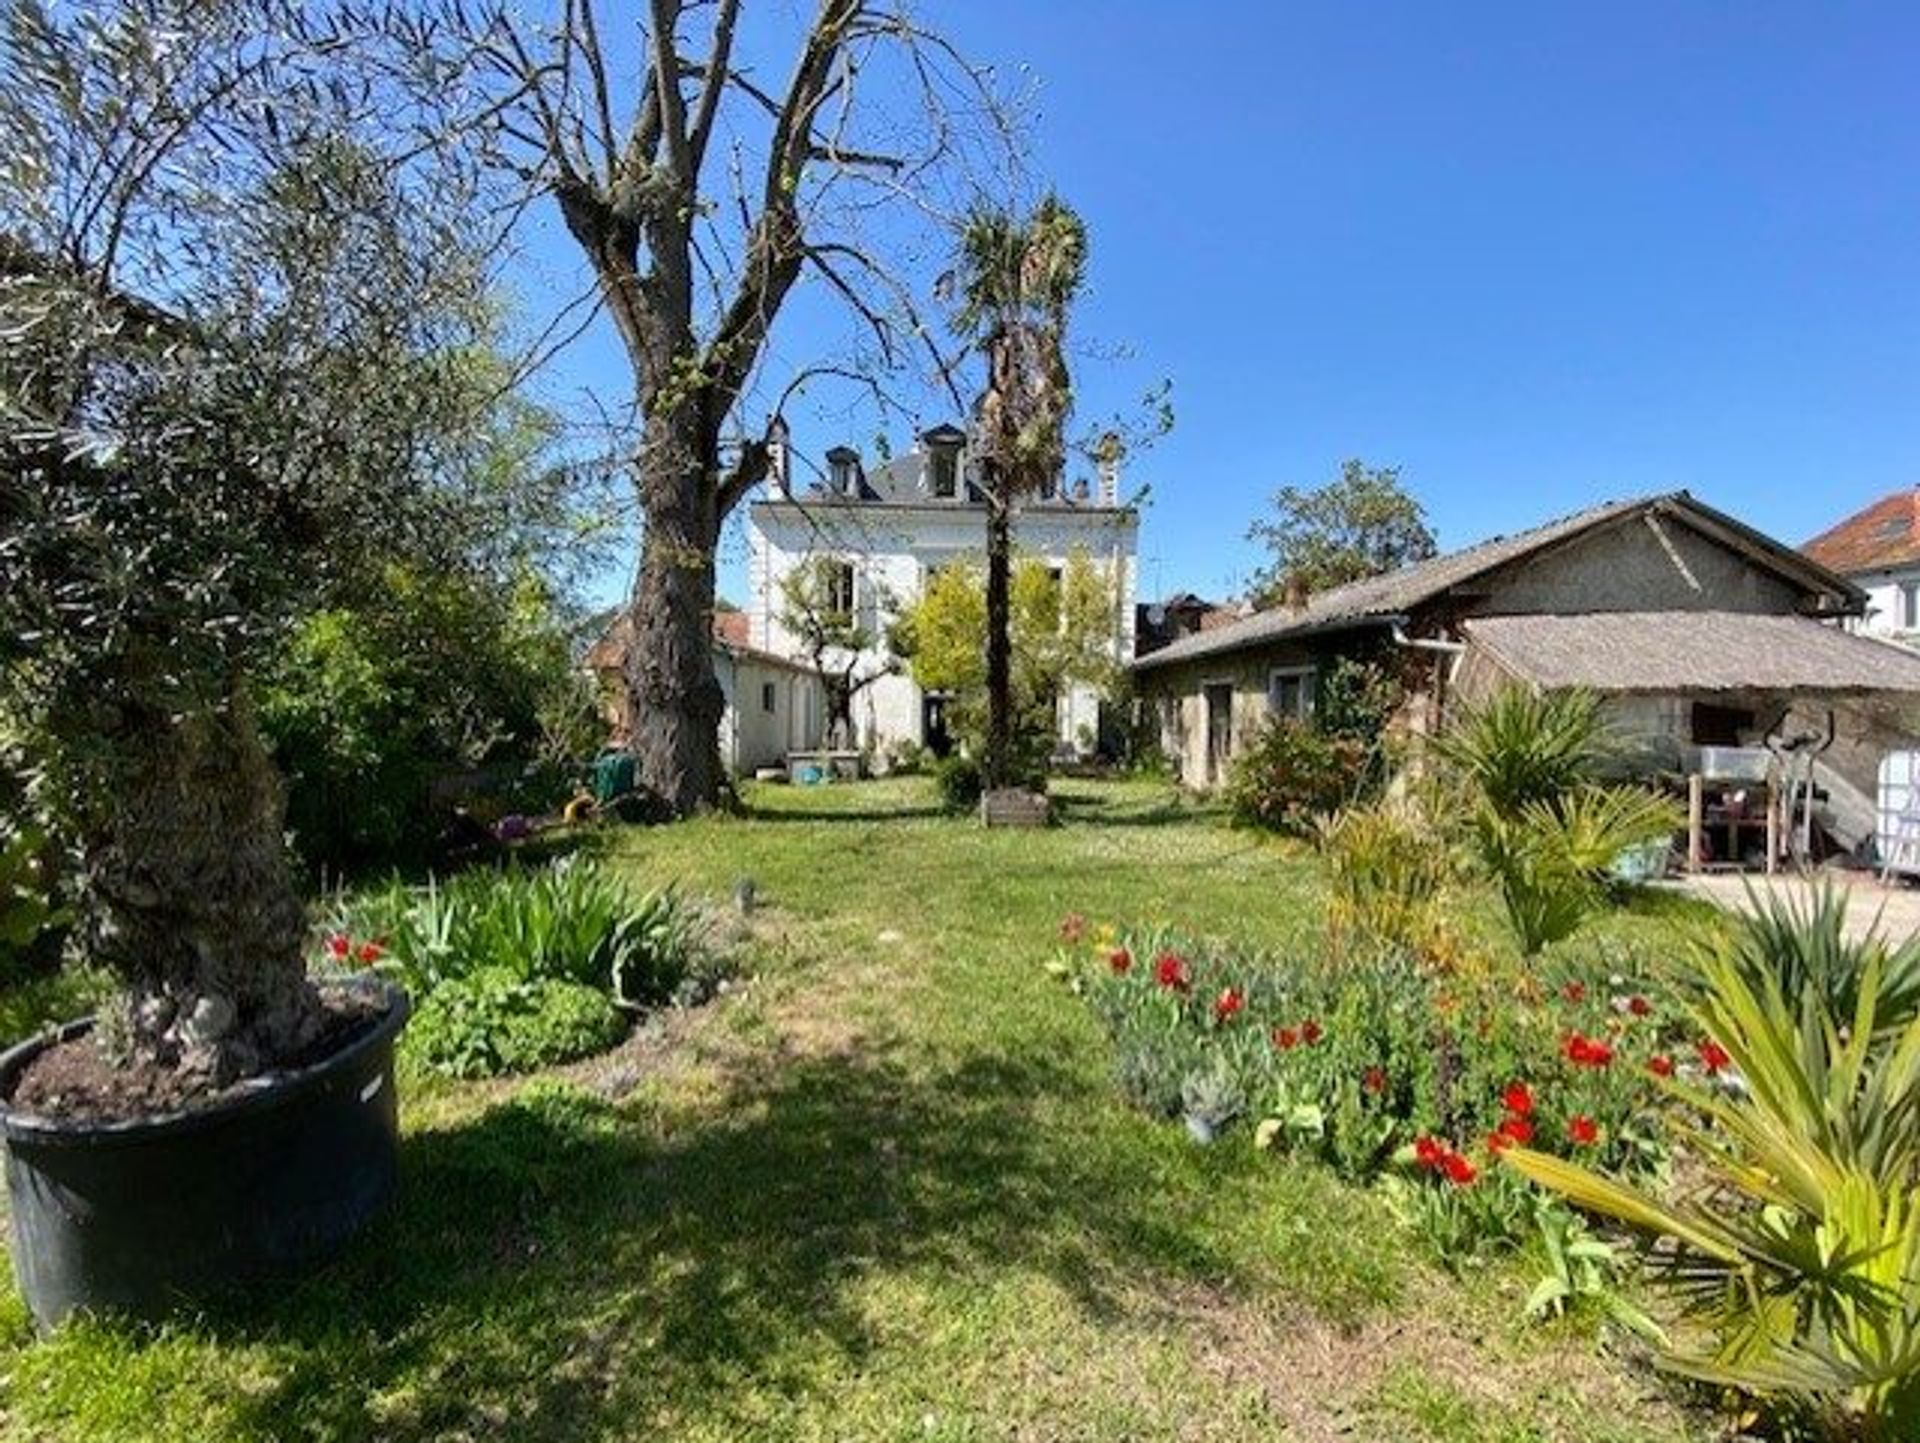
[766,414,790,498]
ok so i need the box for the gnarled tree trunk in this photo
[88,689,320,1086]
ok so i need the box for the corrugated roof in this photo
[1803,488,1920,576]
[1134,491,1859,671]
[1463,611,1920,695]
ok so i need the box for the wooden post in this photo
[1687,774,1704,873]
[1765,783,1779,876]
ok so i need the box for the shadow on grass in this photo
[194,1040,1219,1441]
[1051,791,1221,830]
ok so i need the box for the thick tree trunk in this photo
[625,416,726,813]
[88,689,320,1086]
[984,486,1013,790]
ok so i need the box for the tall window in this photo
[929,446,957,499]
[761,681,778,714]
[823,560,856,618]
[1268,666,1315,721]
[1902,580,1920,631]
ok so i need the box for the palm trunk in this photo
[88,688,319,1085]
[625,417,726,813]
[984,483,1013,790]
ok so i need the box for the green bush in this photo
[1439,687,1679,955]
[1224,719,1371,837]
[1317,801,1455,957]
[403,967,626,1078]
[933,754,984,812]
[260,571,598,874]
[324,858,713,1006]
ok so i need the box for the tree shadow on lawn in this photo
[735,801,949,823]
[1050,789,1222,831]
[205,1041,1221,1441]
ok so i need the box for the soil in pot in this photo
[6,988,383,1123]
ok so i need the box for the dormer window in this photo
[825,446,861,495]
[920,423,966,501]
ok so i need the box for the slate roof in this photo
[1803,488,1920,576]
[1462,610,1920,696]
[1133,492,1859,672]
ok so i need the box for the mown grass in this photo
[0,777,1712,1441]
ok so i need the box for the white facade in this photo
[744,430,1139,761]
[714,646,825,776]
[1847,566,1920,643]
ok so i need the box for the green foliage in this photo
[1225,719,1371,837]
[1522,1201,1664,1341]
[260,570,598,873]
[1436,687,1615,816]
[1718,881,1920,1038]
[1246,459,1437,603]
[1072,920,1676,1243]
[0,824,68,978]
[403,967,625,1079]
[1314,652,1408,745]
[326,858,712,1008]
[1505,913,1920,1438]
[899,547,1120,735]
[933,754,984,813]
[1318,801,1455,956]
[1441,688,1679,955]
[1474,789,1681,956]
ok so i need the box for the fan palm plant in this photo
[1504,934,1920,1437]
[946,197,1087,788]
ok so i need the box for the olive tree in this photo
[0,0,540,1087]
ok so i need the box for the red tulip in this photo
[1107,947,1132,975]
[1566,1115,1599,1146]
[1501,1081,1534,1117]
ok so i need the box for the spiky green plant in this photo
[1718,882,1920,1039]
[1434,686,1614,817]
[1504,931,1920,1437]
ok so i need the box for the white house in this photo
[745,421,1140,762]
[1804,487,1920,643]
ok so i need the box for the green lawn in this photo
[0,778,1711,1442]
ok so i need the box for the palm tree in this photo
[949,197,1087,789]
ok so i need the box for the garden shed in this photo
[1133,493,1897,826]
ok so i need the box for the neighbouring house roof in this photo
[1803,488,1920,576]
[586,610,815,677]
[1133,492,1860,672]
[1462,610,1920,696]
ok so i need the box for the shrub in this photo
[0,824,69,984]
[933,754,984,812]
[1225,719,1370,837]
[1440,687,1678,955]
[1473,789,1680,955]
[1717,880,1920,1036]
[323,858,712,1006]
[1318,801,1455,957]
[1434,686,1614,815]
[403,967,626,1078]
[1505,907,1920,1438]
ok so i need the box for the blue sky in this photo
[522,2,1920,609]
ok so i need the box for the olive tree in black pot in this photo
[0,0,534,1327]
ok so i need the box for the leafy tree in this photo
[898,548,1117,765]
[777,557,896,749]
[1248,459,1437,602]
[0,0,554,1087]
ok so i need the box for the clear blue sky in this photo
[530,2,1920,609]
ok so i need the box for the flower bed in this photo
[1059,913,1718,1256]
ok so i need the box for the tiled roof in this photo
[1464,610,1920,695]
[1803,489,1920,576]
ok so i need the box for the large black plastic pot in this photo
[0,981,409,1330]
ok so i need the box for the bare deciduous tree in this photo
[449,0,1018,812]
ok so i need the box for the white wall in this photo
[715,651,826,775]
[746,494,1138,758]
[1850,566,1920,642]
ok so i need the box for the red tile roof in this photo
[1804,489,1920,575]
